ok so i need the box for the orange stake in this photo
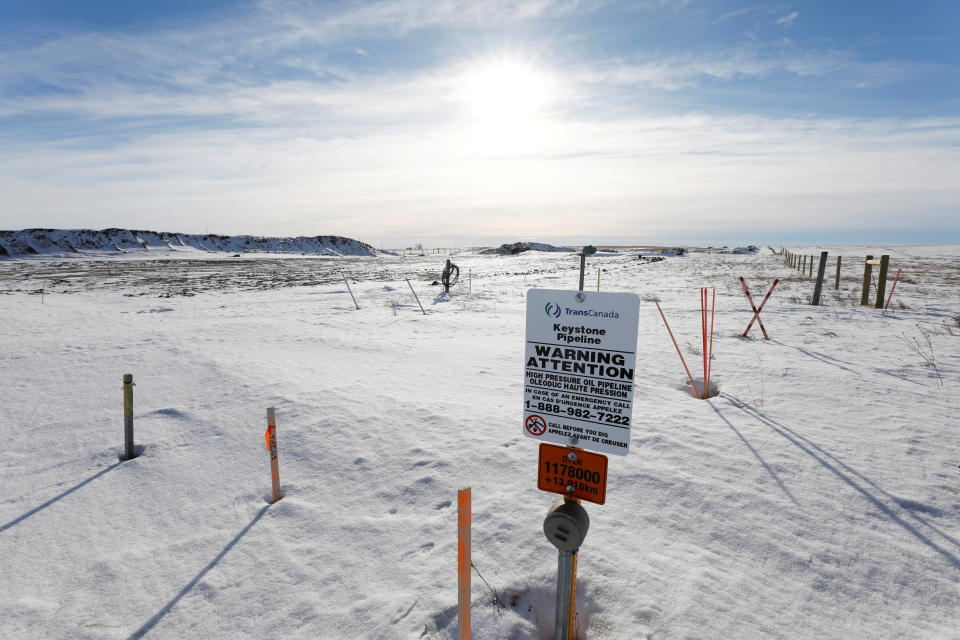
[457,487,471,640]
[706,288,716,397]
[700,288,708,388]
[654,299,701,398]
[265,408,282,503]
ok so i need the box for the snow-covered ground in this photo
[1,246,958,639]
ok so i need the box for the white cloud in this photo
[712,5,763,24]
[261,0,585,41]
[3,106,958,242]
[776,11,799,27]
[580,44,934,92]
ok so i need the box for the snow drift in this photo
[0,228,381,257]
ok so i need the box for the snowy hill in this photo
[479,242,574,255]
[0,228,381,257]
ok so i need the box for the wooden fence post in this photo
[860,255,874,305]
[835,256,842,290]
[808,256,814,278]
[874,255,891,309]
[812,252,828,305]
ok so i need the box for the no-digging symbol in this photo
[525,414,547,436]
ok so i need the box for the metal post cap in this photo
[543,499,590,552]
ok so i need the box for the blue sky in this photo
[1,0,958,246]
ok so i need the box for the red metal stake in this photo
[884,269,902,309]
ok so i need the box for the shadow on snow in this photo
[0,461,123,534]
[127,504,271,639]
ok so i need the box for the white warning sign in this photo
[523,289,639,456]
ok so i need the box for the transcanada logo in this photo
[564,308,620,319]
[544,302,562,318]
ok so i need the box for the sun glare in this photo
[456,59,553,152]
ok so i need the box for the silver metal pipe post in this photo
[555,550,576,640]
[123,374,135,460]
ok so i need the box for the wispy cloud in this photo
[712,5,764,24]
[582,44,936,92]
[776,11,799,27]
[260,0,586,41]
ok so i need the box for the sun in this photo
[455,58,554,152]
[461,60,549,123]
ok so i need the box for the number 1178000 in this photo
[543,461,602,484]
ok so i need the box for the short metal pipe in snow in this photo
[123,374,136,461]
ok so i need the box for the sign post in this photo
[577,246,596,291]
[525,288,639,640]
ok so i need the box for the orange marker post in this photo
[457,487,471,640]
[706,288,716,397]
[654,299,701,398]
[700,288,709,391]
[265,407,282,503]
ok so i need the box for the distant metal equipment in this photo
[442,259,460,294]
